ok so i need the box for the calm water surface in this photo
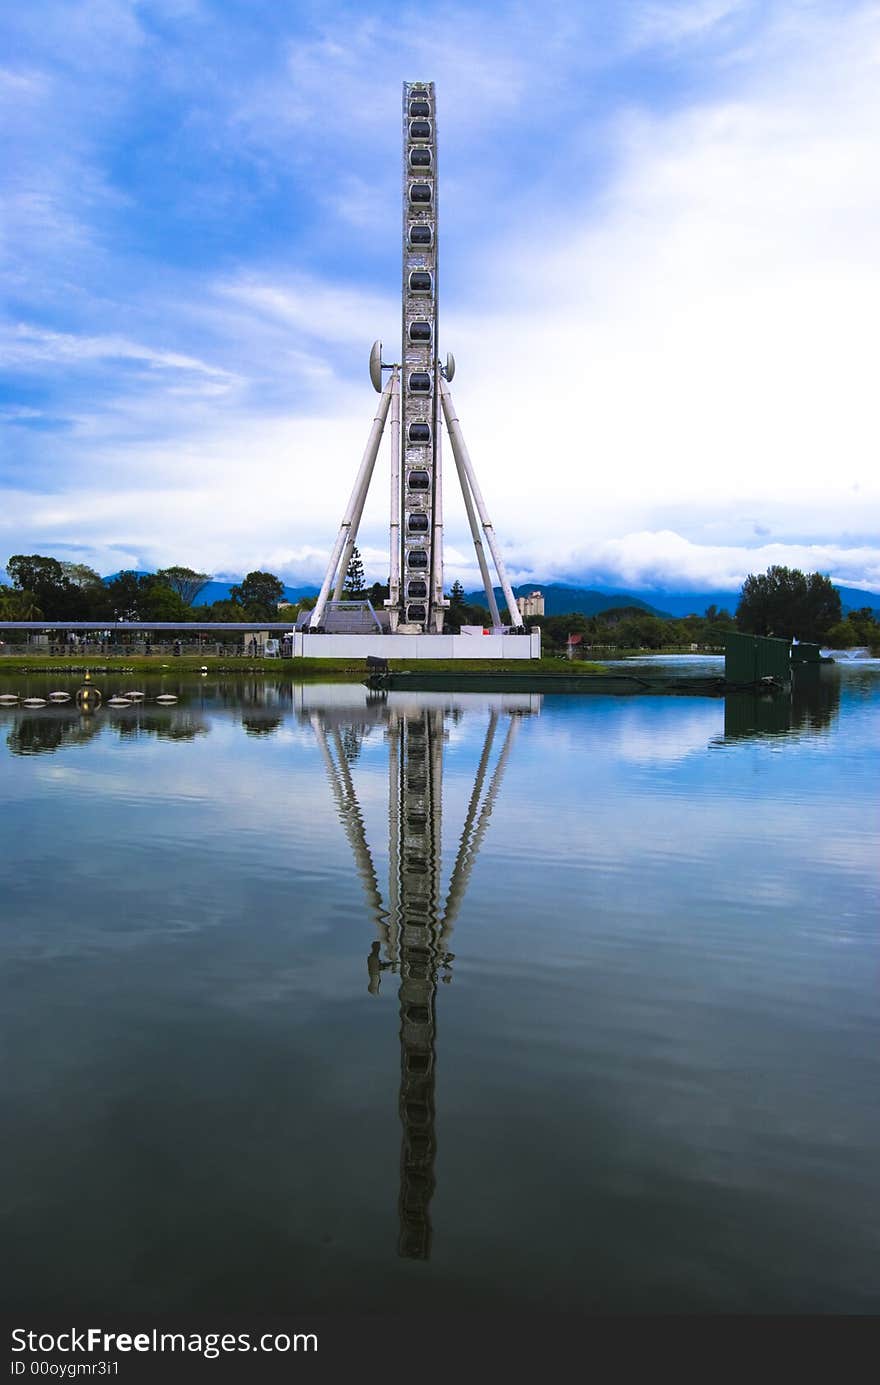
[1,662,878,1313]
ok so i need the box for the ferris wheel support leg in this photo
[387,370,402,624]
[334,368,398,602]
[310,375,394,629]
[439,378,521,630]
[440,709,498,936]
[430,378,447,631]
[454,452,500,628]
[440,711,520,944]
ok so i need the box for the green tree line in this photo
[0,557,298,625]
[2,555,878,651]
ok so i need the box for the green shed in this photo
[724,630,791,683]
[790,641,821,664]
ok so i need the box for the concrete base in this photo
[292,630,541,660]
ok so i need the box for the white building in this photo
[518,591,545,619]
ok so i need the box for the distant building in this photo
[518,590,545,618]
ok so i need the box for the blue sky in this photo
[2,0,879,593]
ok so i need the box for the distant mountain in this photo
[835,585,880,615]
[616,584,880,617]
[102,573,318,606]
[466,581,880,619]
[465,583,666,617]
[623,589,741,617]
[192,580,318,606]
[102,572,879,616]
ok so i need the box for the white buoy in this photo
[0,694,20,705]
[48,691,72,702]
[22,697,48,708]
[155,694,178,704]
[107,696,133,706]
[125,691,146,700]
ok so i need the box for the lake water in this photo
[1,660,878,1314]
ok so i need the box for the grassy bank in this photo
[0,653,608,679]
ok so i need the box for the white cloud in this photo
[3,2,879,591]
[421,5,880,569]
[2,323,234,377]
[629,0,751,49]
[216,275,396,350]
[570,531,880,593]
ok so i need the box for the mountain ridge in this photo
[465,581,880,619]
[103,573,880,616]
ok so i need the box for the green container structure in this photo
[724,630,791,684]
[790,641,821,664]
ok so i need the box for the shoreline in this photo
[0,653,610,680]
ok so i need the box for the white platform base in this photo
[292,630,541,660]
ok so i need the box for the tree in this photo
[205,599,247,623]
[7,554,65,596]
[229,571,284,619]
[736,566,841,642]
[106,571,148,621]
[5,554,115,620]
[155,566,211,605]
[57,563,113,620]
[445,580,492,630]
[447,580,466,627]
[141,583,191,622]
[342,546,365,597]
[6,554,69,616]
[0,586,43,620]
[824,607,880,650]
[60,562,103,589]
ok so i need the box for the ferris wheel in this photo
[309,82,524,636]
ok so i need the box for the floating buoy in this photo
[0,694,19,705]
[107,696,133,706]
[125,691,146,700]
[155,694,178,704]
[75,675,102,709]
[22,697,48,708]
[48,691,72,702]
